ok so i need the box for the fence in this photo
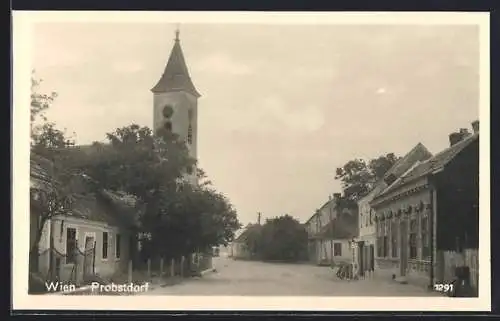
[36,242,96,285]
[441,248,479,295]
[130,251,213,281]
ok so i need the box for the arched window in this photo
[163,105,174,118]
[164,121,172,132]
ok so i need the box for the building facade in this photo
[30,153,139,284]
[353,142,433,278]
[306,194,358,266]
[370,122,479,294]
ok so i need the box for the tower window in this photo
[163,105,174,118]
[187,124,193,144]
[164,121,172,132]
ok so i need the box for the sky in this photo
[32,22,480,226]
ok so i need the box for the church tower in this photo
[151,28,200,184]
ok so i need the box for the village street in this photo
[141,256,444,296]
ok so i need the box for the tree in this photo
[30,71,75,151]
[77,124,241,262]
[335,153,400,202]
[29,74,78,274]
[253,215,308,262]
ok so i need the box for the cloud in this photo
[195,52,254,75]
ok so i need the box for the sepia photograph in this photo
[12,11,490,311]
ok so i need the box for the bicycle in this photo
[335,262,351,280]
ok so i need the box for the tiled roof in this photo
[30,152,140,228]
[384,143,433,180]
[375,133,479,199]
[234,224,261,243]
[151,37,201,97]
[371,142,433,199]
[317,211,357,239]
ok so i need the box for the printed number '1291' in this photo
[434,283,454,292]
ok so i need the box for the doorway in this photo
[400,220,408,277]
[358,241,365,277]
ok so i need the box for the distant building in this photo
[305,194,358,266]
[231,224,262,260]
[370,121,479,294]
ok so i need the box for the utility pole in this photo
[257,212,261,225]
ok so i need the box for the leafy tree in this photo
[335,153,400,202]
[77,124,241,262]
[30,72,75,153]
[29,74,78,274]
[253,215,308,262]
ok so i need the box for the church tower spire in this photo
[151,27,200,97]
[151,26,200,185]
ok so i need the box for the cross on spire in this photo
[175,24,180,42]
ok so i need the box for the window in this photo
[164,121,172,132]
[360,214,363,228]
[102,232,108,259]
[409,219,417,259]
[162,105,174,118]
[66,228,77,264]
[421,215,430,259]
[391,221,398,258]
[334,243,342,256]
[115,234,121,259]
[383,235,388,258]
[377,221,385,257]
[187,125,193,144]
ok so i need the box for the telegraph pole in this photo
[329,195,335,264]
[257,212,261,225]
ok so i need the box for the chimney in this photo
[333,193,341,202]
[471,120,479,134]
[384,173,397,186]
[459,128,470,137]
[449,132,463,146]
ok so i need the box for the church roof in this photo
[151,31,201,97]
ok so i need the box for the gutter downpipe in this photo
[428,185,436,291]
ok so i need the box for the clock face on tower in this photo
[162,105,174,118]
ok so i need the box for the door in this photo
[358,242,365,276]
[82,236,95,279]
[369,245,375,272]
[400,220,408,277]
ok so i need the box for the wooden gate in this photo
[82,238,96,281]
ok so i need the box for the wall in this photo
[231,242,250,259]
[314,239,352,265]
[38,215,131,281]
[372,178,433,286]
